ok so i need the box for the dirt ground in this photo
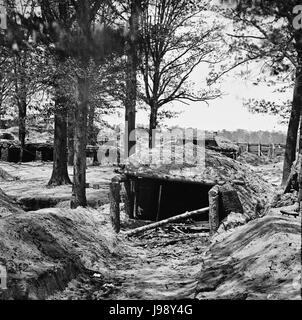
[195,214,301,300]
[0,162,115,210]
[49,207,211,300]
[0,158,301,300]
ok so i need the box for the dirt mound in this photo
[271,191,298,208]
[0,188,23,217]
[0,167,18,181]
[0,126,53,145]
[122,146,274,220]
[0,205,122,300]
[195,215,301,300]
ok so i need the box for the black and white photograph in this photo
[0,0,301,308]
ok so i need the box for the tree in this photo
[87,57,126,146]
[1,1,47,159]
[44,1,125,208]
[38,0,75,186]
[69,1,125,208]
[139,0,222,148]
[244,99,291,125]
[47,57,74,186]
[124,0,141,156]
[0,50,13,119]
[106,0,142,157]
[214,0,302,185]
[37,0,125,198]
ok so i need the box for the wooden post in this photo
[160,136,164,164]
[183,138,186,164]
[124,179,134,219]
[193,128,197,159]
[155,184,163,221]
[109,176,124,233]
[36,150,42,161]
[258,143,261,156]
[1,147,8,162]
[117,127,121,165]
[208,185,220,236]
[133,178,140,218]
[172,139,176,164]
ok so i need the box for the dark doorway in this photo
[8,147,20,163]
[135,178,212,222]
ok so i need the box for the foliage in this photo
[139,0,222,115]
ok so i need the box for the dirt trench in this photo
[49,226,210,300]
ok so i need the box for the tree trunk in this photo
[18,95,26,161]
[87,103,97,145]
[298,114,302,212]
[68,107,75,166]
[71,75,89,208]
[282,100,300,185]
[48,102,71,186]
[149,106,158,149]
[282,37,302,185]
[14,54,27,162]
[124,0,141,158]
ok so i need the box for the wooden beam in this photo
[119,171,216,186]
[124,207,209,237]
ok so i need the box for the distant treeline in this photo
[213,129,287,145]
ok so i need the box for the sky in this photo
[163,74,289,132]
[103,8,290,134]
[104,61,290,133]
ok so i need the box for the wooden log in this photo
[109,176,123,233]
[280,209,299,218]
[208,185,220,236]
[124,207,209,237]
[118,171,216,186]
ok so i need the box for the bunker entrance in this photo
[132,178,213,222]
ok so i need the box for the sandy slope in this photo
[195,214,301,300]
[0,205,123,299]
[1,160,300,300]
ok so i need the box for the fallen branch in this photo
[124,207,209,237]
